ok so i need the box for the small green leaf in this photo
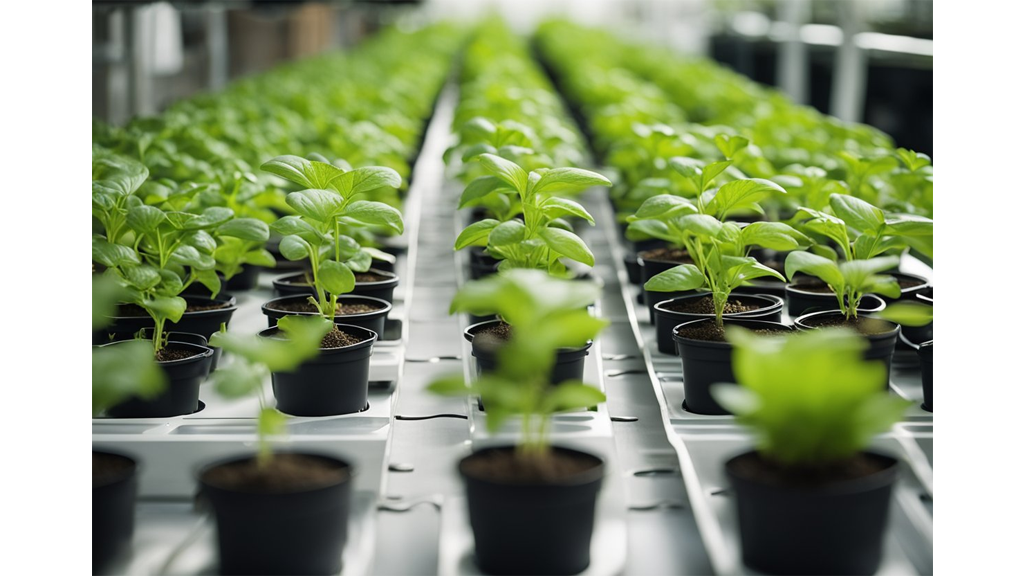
[93,237,139,267]
[877,302,933,327]
[286,189,344,224]
[344,200,405,234]
[319,259,356,295]
[459,176,513,209]
[707,178,785,219]
[541,197,595,224]
[644,264,706,292]
[630,194,696,221]
[532,167,611,196]
[477,153,528,194]
[542,382,607,413]
[488,220,527,247]
[539,227,594,266]
[785,251,844,287]
[126,205,165,234]
[455,219,499,250]
[217,218,270,242]
[740,222,812,251]
[829,194,885,234]
[279,235,311,261]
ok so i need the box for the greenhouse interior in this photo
[83,0,947,574]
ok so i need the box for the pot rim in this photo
[273,268,399,288]
[725,449,900,496]
[92,450,138,489]
[106,294,238,321]
[262,294,393,319]
[463,319,593,352]
[672,317,794,349]
[458,444,605,489]
[654,292,784,318]
[197,451,353,495]
[258,322,378,352]
[793,309,900,339]
[100,339,215,364]
[638,248,693,266]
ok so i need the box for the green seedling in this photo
[785,252,901,320]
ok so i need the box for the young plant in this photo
[428,270,608,457]
[784,252,901,319]
[212,217,276,282]
[712,327,911,466]
[454,154,611,276]
[630,172,810,327]
[209,315,333,466]
[261,154,403,320]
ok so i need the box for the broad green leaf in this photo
[142,295,187,323]
[243,249,276,267]
[122,264,161,291]
[488,220,526,247]
[344,200,404,234]
[334,166,401,197]
[477,153,528,194]
[319,259,356,295]
[541,197,595,224]
[630,194,696,221]
[707,178,785,219]
[673,213,724,238]
[541,382,607,413]
[344,250,372,273]
[270,215,322,244]
[261,155,345,189]
[183,230,217,254]
[884,214,933,237]
[785,251,844,287]
[645,264,706,292]
[170,245,215,270]
[286,189,344,224]
[715,134,750,159]
[739,222,812,251]
[830,194,885,234]
[460,143,498,162]
[838,257,901,289]
[459,176,513,209]
[183,207,234,230]
[455,219,499,250]
[878,302,933,327]
[539,227,594,266]
[126,205,165,234]
[668,156,702,181]
[700,161,733,191]
[217,218,270,242]
[532,167,611,196]
[192,268,221,298]
[93,237,139,267]
[279,235,311,261]
[861,275,902,299]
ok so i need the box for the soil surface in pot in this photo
[729,451,891,489]
[664,296,760,315]
[267,300,384,315]
[202,454,348,493]
[118,301,231,316]
[321,327,368,348]
[801,315,894,335]
[462,449,598,484]
[897,276,926,289]
[281,271,393,285]
[155,345,202,362]
[93,452,133,487]
[676,322,789,343]
[474,322,512,344]
[639,247,693,264]
[790,279,836,294]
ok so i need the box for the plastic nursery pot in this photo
[673,318,794,415]
[224,264,262,291]
[881,272,931,303]
[623,252,642,285]
[653,293,784,355]
[726,450,899,575]
[459,445,604,575]
[260,323,377,416]
[262,294,390,339]
[93,451,138,573]
[639,248,695,323]
[468,246,500,280]
[137,328,221,372]
[273,269,399,307]
[785,281,887,319]
[920,340,933,412]
[464,320,592,385]
[795,310,901,388]
[95,294,238,344]
[104,341,214,418]
[198,453,353,575]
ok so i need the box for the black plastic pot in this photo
[105,341,214,418]
[137,328,221,371]
[673,318,794,415]
[225,264,262,291]
[795,310,901,388]
[882,272,931,303]
[262,294,390,339]
[199,453,353,575]
[468,246,500,280]
[93,451,137,573]
[639,250,695,323]
[261,323,377,416]
[624,252,642,285]
[465,320,592,384]
[273,269,399,307]
[653,293,784,355]
[920,340,933,412]
[459,445,604,575]
[95,295,238,344]
[726,450,899,575]
[785,283,886,318]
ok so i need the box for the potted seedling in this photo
[211,217,275,291]
[454,153,611,278]
[711,327,911,575]
[260,155,403,337]
[202,315,356,574]
[786,193,932,316]
[429,270,609,575]
[786,251,903,386]
[878,302,935,411]
[92,276,166,572]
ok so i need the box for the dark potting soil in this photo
[462,449,599,484]
[473,322,512,346]
[802,314,895,335]
[202,453,349,493]
[639,247,693,264]
[791,279,835,294]
[93,452,133,487]
[676,322,789,343]
[898,277,926,289]
[156,346,201,362]
[281,274,314,285]
[355,272,393,283]
[729,451,890,489]
[664,296,760,315]
[321,327,368,349]
[117,301,230,316]
[268,300,384,315]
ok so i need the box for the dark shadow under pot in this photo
[261,294,390,339]
[919,340,933,412]
[95,294,238,344]
[199,452,353,575]
[785,281,886,319]
[93,451,138,573]
[104,341,214,418]
[639,248,694,323]
[260,323,377,416]
[460,445,604,575]
[794,311,900,388]
[653,293,783,355]
[464,320,592,384]
[673,318,794,415]
[726,450,899,575]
